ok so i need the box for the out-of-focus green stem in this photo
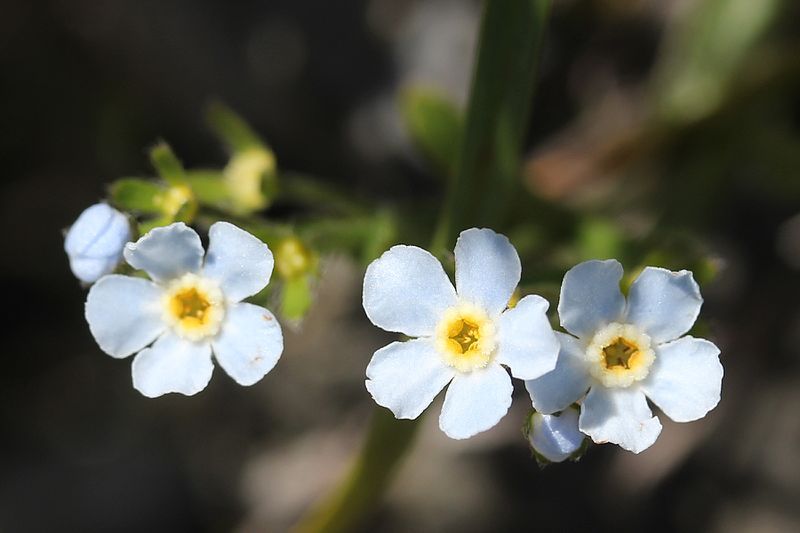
[292,409,421,533]
[432,0,552,253]
[293,1,551,531]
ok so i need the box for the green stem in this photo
[292,409,421,533]
[293,1,551,530]
[433,0,551,252]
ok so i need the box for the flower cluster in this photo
[65,205,723,459]
[362,234,723,457]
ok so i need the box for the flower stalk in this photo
[294,1,553,530]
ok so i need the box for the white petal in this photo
[439,363,512,439]
[124,223,203,282]
[363,245,457,337]
[495,295,559,379]
[212,302,283,386]
[641,336,723,422]
[366,338,455,419]
[525,332,591,414]
[558,259,625,339]
[579,386,662,453]
[85,275,166,358]
[202,222,274,303]
[454,228,521,316]
[65,203,131,283]
[625,267,703,343]
[132,333,214,397]
[529,408,584,463]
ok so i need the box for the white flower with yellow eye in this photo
[525,260,723,453]
[362,228,560,440]
[85,222,283,397]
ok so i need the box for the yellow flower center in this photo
[586,322,655,388]
[449,318,481,353]
[435,303,496,372]
[162,273,225,341]
[602,337,639,369]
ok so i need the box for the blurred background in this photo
[2,0,800,531]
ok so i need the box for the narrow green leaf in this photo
[652,0,782,125]
[400,87,462,177]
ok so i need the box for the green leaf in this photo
[109,178,163,213]
[652,0,781,125]
[281,276,313,321]
[206,101,265,152]
[434,0,551,250]
[149,142,187,185]
[400,87,462,177]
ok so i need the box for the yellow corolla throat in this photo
[586,322,655,388]
[435,303,497,372]
[162,273,225,341]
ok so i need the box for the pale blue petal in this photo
[525,332,591,414]
[202,222,274,303]
[625,267,703,343]
[132,333,214,397]
[439,363,512,439]
[642,336,722,422]
[558,259,625,339]
[124,222,203,282]
[65,203,131,283]
[529,408,585,463]
[85,275,165,358]
[454,228,521,317]
[366,338,455,419]
[212,302,283,386]
[495,295,559,379]
[363,245,457,337]
[579,386,662,453]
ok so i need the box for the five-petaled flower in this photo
[85,221,283,397]
[525,260,723,453]
[362,228,560,439]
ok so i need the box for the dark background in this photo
[2,0,799,531]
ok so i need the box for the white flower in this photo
[362,228,560,439]
[64,203,131,283]
[527,407,585,463]
[85,221,283,397]
[525,260,723,453]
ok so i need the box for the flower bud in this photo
[64,203,131,283]
[526,407,586,464]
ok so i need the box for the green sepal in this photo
[185,170,230,208]
[109,178,163,214]
[206,101,266,152]
[149,142,187,185]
